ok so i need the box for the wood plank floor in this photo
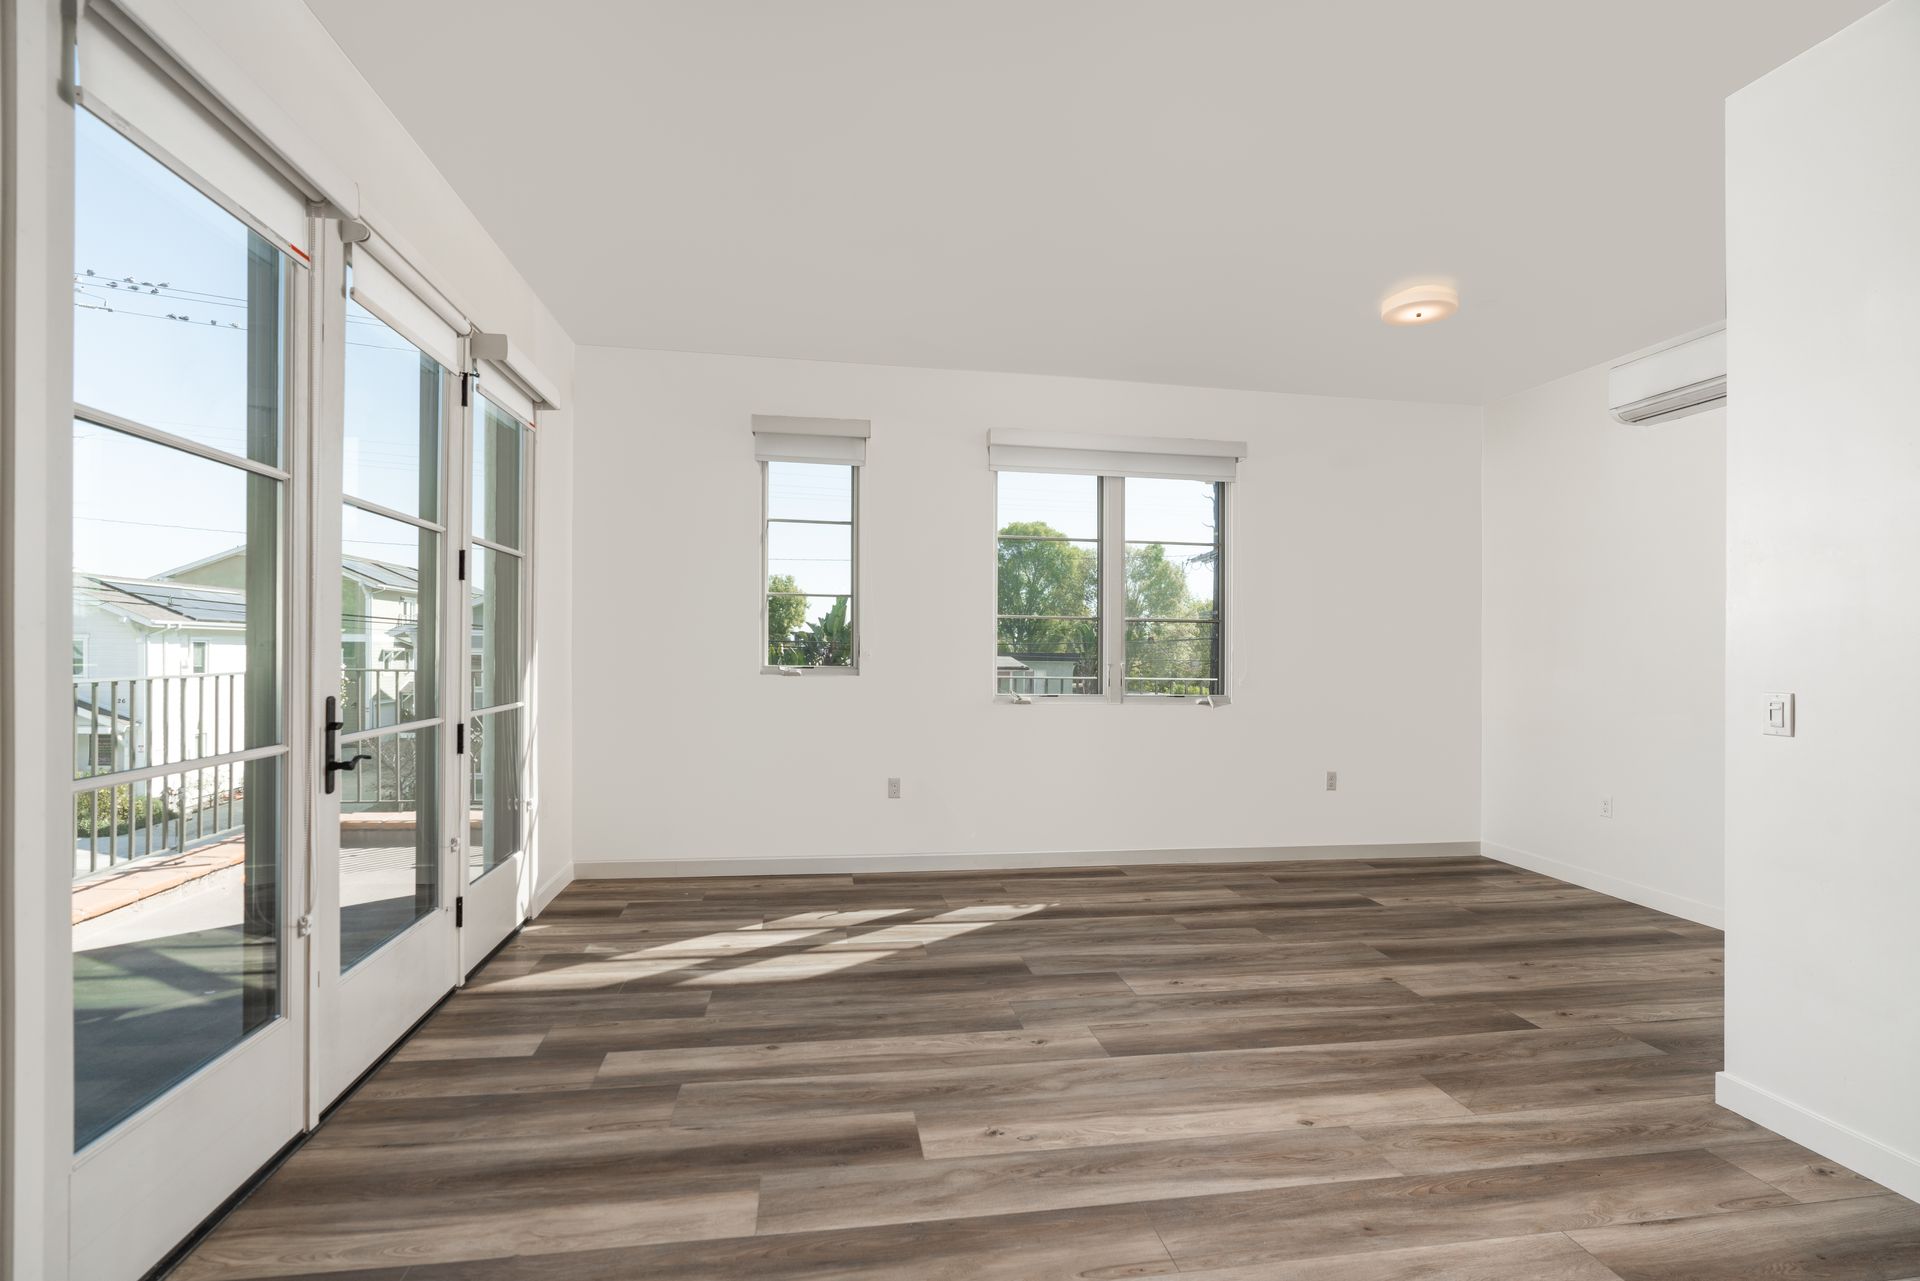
[169,856,1920,1280]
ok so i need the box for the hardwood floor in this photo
[168,856,1920,1280]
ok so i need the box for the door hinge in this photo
[455,896,464,928]
[455,722,465,754]
[457,548,467,581]
[459,371,471,407]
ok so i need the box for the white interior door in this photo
[305,233,462,1109]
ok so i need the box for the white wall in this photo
[1719,0,1920,1201]
[1482,362,1726,924]
[572,347,1483,871]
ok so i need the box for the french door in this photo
[305,231,463,1108]
[63,64,532,1277]
[66,105,311,1281]
[460,389,535,965]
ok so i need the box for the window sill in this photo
[994,694,1230,707]
[762,665,859,677]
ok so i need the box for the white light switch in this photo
[1764,692,1795,737]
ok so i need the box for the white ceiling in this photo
[305,0,1876,404]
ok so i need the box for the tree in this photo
[1124,542,1217,695]
[766,573,808,663]
[996,521,1098,678]
[797,595,853,667]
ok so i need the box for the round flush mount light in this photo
[1380,284,1459,326]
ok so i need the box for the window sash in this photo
[995,472,1228,702]
[761,462,859,672]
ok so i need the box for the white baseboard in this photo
[1717,1071,1920,1204]
[572,840,1482,881]
[1479,840,1723,928]
[531,864,573,915]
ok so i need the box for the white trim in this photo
[573,841,1483,880]
[1478,839,1724,927]
[531,863,573,917]
[1716,1072,1920,1204]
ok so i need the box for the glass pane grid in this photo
[764,462,856,669]
[71,109,288,1149]
[995,470,1102,696]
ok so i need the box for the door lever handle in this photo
[322,695,373,794]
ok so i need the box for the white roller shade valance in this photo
[471,330,562,420]
[752,416,870,466]
[988,430,1246,482]
[345,234,464,374]
[75,1,318,260]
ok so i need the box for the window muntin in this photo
[994,472,1228,701]
[764,460,856,669]
[1123,477,1224,697]
[69,108,292,1148]
[996,471,1102,696]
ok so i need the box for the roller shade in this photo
[346,236,463,374]
[988,429,1245,482]
[752,416,870,466]
[472,330,562,418]
[75,1,316,260]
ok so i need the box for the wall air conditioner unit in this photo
[1607,324,1726,424]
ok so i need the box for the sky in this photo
[73,109,501,645]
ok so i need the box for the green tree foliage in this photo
[766,573,809,663]
[1125,542,1217,695]
[994,521,1219,694]
[797,595,853,667]
[996,521,1098,675]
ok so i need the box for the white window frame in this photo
[989,431,1242,707]
[754,416,867,677]
[73,636,90,677]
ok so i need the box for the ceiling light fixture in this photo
[1380,284,1459,326]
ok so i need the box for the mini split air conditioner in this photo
[1607,324,1726,424]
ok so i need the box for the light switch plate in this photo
[1764,692,1795,737]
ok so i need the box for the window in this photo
[995,472,1101,695]
[990,431,1241,702]
[1124,477,1224,696]
[190,639,209,674]
[754,416,867,672]
[73,637,89,677]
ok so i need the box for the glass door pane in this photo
[335,291,446,969]
[468,395,526,886]
[70,110,290,1149]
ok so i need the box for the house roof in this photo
[343,556,419,593]
[77,575,246,627]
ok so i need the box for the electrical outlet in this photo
[887,777,902,800]
[1599,795,1614,819]
[1325,771,1338,792]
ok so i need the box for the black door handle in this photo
[323,695,373,794]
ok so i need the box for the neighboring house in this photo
[995,652,1085,696]
[72,573,251,777]
[72,547,428,775]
